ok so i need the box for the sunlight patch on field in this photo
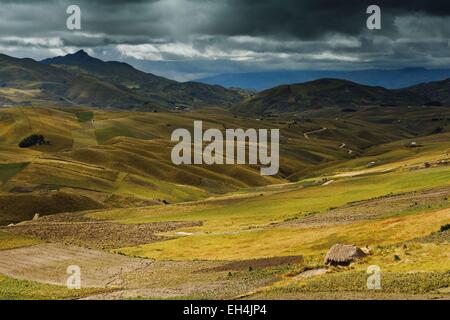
[90,167,450,234]
[115,208,450,261]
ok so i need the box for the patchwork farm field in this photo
[0,105,449,299]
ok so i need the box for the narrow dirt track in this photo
[304,127,327,139]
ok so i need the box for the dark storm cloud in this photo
[1,0,449,40]
[0,0,448,80]
[206,0,450,37]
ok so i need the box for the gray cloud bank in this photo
[0,0,449,80]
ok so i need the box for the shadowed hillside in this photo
[0,51,245,109]
[232,78,449,115]
[408,78,450,105]
[42,50,245,109]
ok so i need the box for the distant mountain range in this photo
[0,50,245,109]
[232,78,450,115]
[1,51,449,114]
[197,68,450,91]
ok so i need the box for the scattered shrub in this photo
[18,134,47,148]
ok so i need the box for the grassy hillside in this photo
[232,78,445,116]
[1,105,449,225]
[0,54,71,87]
[42,50,245,109]
[0,103,449,299]
[0,51,245,110]
[77,131,449,299]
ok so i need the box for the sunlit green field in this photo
[90,166,450,233]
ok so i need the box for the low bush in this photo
[18,134,47,148]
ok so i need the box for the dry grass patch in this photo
[0,231,41,250]
[115,208,450,261]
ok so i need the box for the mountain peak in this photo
[67,49,94,61]
[72,49,89,57]
[41,49,97,65]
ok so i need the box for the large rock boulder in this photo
[324,244,366,266]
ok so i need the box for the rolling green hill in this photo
[42,50,245,109]
[0,54,71,87]
[0,53,151,108]
[232,78,448,115]
[1,103,449,225]
[0,51,245,110]
[1,57,450,299]
[3,51,449,114]
[0,102,449,300]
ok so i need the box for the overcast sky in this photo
[0,0,449,81]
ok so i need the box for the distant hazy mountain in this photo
[41,50,244,109]
[2,51,449,114]
[232,78,448,115]
[197,68,450,91]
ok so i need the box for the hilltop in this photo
[407,78,450,105]
[2,52,449,114]
[41,50,245,109]
[232,78,449,115]
[196,68,450,91]
[0,51,245,109]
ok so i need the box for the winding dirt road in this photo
[303,127,327,139]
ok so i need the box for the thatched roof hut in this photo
[324,244,366,266]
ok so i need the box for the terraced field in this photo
[0,105,449,299]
